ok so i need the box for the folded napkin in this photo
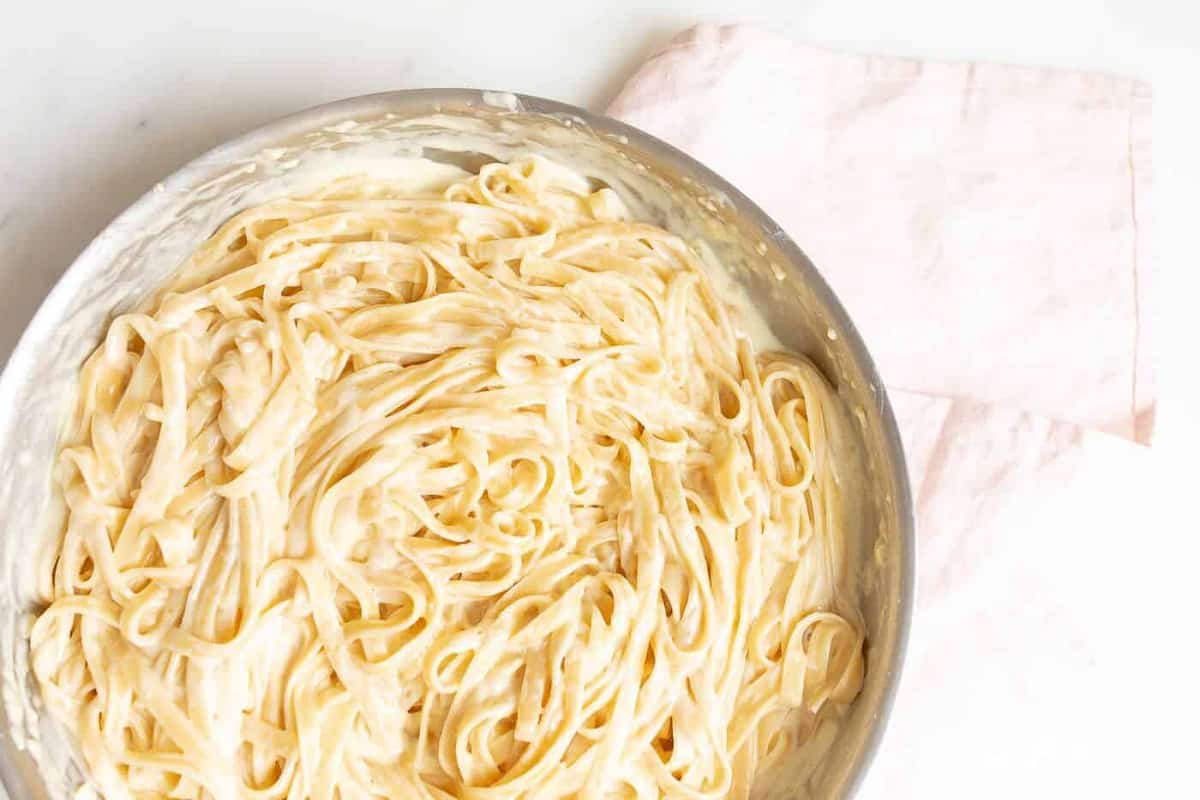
[608,24,1166,797]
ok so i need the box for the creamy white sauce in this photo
[480,91,522,112]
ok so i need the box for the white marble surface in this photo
[2,0,1197,795]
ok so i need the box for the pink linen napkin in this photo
[607,24,1166,797]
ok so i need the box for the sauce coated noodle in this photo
[30,156,864,800]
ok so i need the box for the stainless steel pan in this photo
[0,90,913,800]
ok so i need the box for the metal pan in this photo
[0,89,913,800]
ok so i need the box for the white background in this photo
[2,0,1197,793]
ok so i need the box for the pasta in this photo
[28,155,865,800]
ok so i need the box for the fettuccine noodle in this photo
[29,156,864,800]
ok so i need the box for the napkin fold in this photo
[608,24,1163,797]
